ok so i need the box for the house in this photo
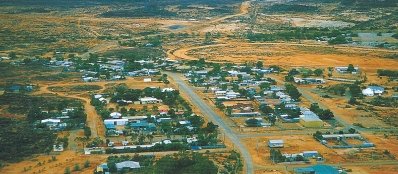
[335,66,359,74]
[187,137,198,144]
[231,112,261,117]
[294,164,339,174]
[225,91,240,99]
[129,122,156,131]
[362,86,385,96]
[115,161,140,171]
[215,90,227,96]
[94,163,110,174]
[162,88,175,92]
[362,88,374,96]
[178,120,191,125]
[41,119,61,126]
[105,124,116,130]
[110,112,122,119]
[294,77,325,84]
[104,119,129,126]
[270,85,285,92]
[139,97,162,104]
[53,143,64,152]
[268,139,284,148]
[302,151,319,158]
[157,117,172,123]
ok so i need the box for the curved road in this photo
[165,72,254,174]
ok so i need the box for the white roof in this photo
[94,94,103,99]
[179,120,191,125]
[162,88,175,92]
[104,118,129,122]
[41,119,61,123]
[110,112,122,117]
[163,140,172,144]
[300,114,322,122]
[269,139,284,144]
[139,97,160,101]
[115,161,140,169]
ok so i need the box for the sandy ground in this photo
[0,151,108,174]
[173,43,398,72]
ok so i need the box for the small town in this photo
[0,0,398,174]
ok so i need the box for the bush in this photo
[73,164,80,171]
[64,167,71,174]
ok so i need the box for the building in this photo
[362,86,385,96]
[299,115,323,128]
[299,107,323,128]
[294,77,325,84]
[335,66,359,74]
[110,112,122,119]
[94,163,110,174]
[302,151,319,158]
[115,161,140,171]
[268,139,284,148]
[231,112,261,117]
[139,97,162,104]
[104,119,129,126]
[41,118,61,126]
[294,164,339,174]
[129,122,156,131]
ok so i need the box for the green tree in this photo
[8,52,17,59]
[259,104,274,114]
[259,83,270,90]
[204,32,213,44]
[73,164,80,171]
[314,69,324,76]
[347,64,355,73]
[84,160,90,168]
[349,84,361,97]
[84,126,91,138]
[256,61,264,69]
[64,167,71,174]
[285,84,301,101]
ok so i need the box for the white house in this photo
[110,112,122,119]
[362,88,374,96]
[226,91,240,99]
[139,97,162,104]
[268,140,284,148]
[215,90,227,96]
[41,119,61,126]
[335,66,359,74]
[162,88,175,92]
[115,161,140,171]
[104,119,129,126]
[363,86,385,97]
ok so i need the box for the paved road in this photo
[166,72,254,174]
